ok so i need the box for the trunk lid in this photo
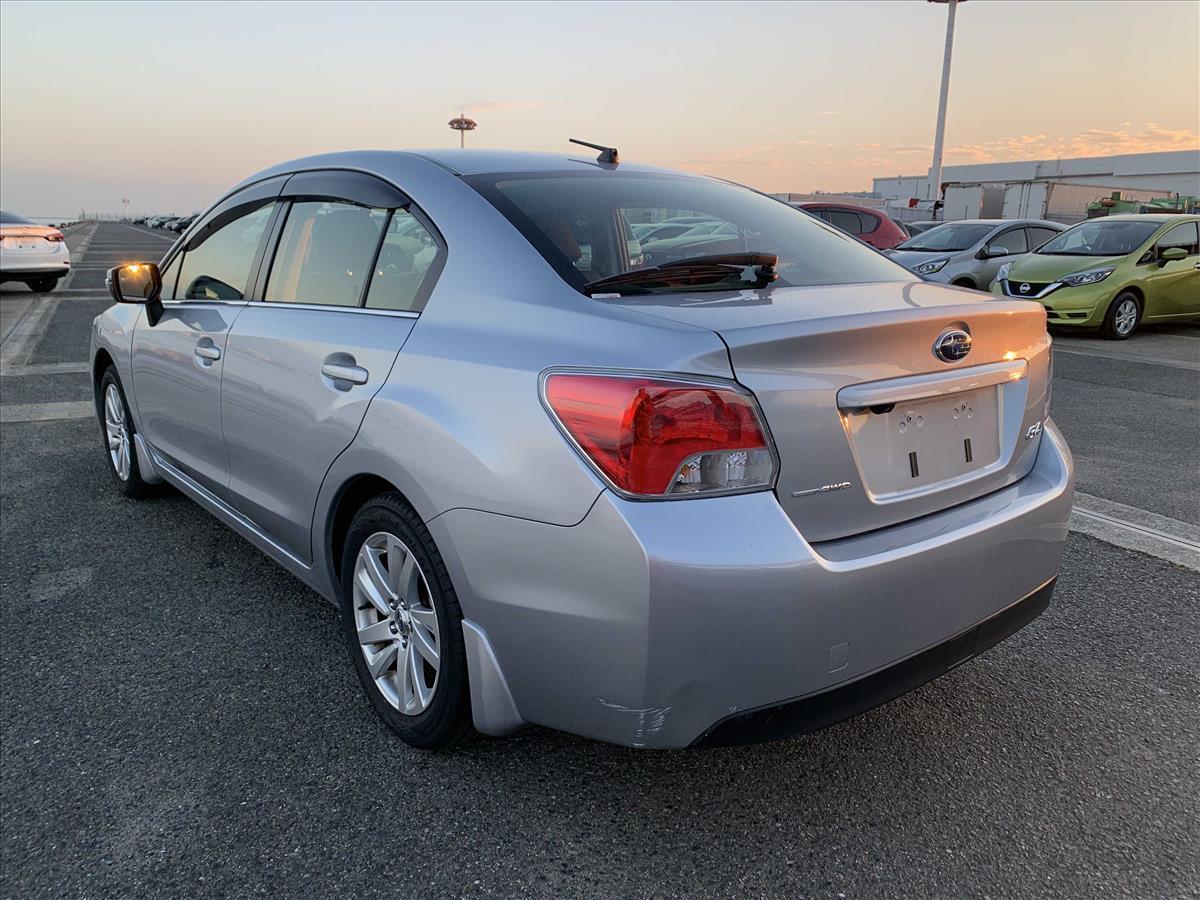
[608,281,1052,542]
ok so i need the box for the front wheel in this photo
[96,367,152,499]
[340,493,474,749]
[1101,291,1141,340]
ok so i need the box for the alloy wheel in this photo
[352,531,441,715]
[104,384,131,481]
[1114,298,1138,336]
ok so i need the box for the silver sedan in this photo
[91,147,1073,748]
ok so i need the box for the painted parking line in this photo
[1070,491,1200,572]
[0,361,90,377]
[1053,346,1200,372]
[0,297,59,367]
[0,400,94,423]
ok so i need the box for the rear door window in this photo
[858,212,881,234]
[174,203,275,301]
[265,201,387,307]
[364,209,443,312]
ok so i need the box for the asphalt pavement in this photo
[1,223,1198,898]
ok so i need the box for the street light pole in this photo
[928,0,961,214]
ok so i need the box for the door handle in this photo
[1193,262,1200,270]
[321,363,369,385]
[194,344,221,361]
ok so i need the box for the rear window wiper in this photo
[585,253,779,295]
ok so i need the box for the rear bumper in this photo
[693,576,1054,746]
[433,420,1074,748]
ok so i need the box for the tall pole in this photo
[928,0,958,212]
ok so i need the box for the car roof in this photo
[404,148,680,176]
[1085,213,1194,224]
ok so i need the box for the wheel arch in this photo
[325,473,408,598]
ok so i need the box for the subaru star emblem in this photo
[1019,282,1031,294]
[933,329,972,363]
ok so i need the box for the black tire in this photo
[1100,290,1141,340]
[29,277,58,293]
[96,366,152,499]
[951,278,977,290]
[339,492,474,749]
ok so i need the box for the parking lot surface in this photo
[2,223,1198,897]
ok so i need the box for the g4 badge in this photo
[1025,420,1043,440]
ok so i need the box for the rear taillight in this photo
[44,231,64,242]
[543,372,776,498]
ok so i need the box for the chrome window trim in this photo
[243,300,419,319]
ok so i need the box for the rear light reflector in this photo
[44,231,64,242]
[543,372,776,498]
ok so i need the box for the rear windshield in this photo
[1036,219,1160,257]
[466,172,909,294]
[896,222,994,252]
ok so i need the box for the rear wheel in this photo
[340,493,473,749]
[1101,291,1141,340]
[96,367,152,499]
[29,277,58,293]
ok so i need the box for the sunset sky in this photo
[2,0,1197,216]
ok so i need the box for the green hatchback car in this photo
[991,214,1200,338]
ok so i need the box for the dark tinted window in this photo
[859,212,881,234]
[1155,220,1199,256]
[265,201,387,307]
[467,172,909,293]
[1028,226,1060,248]
[364,209,442,312]
[175,203,274,300]
[990,228,1028,254]
[828,209,863,234]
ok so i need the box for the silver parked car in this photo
[92,148,1074,749]
[887,219,1066,289]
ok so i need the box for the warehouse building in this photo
[873,149,1200,204]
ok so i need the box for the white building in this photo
[873,149,1200,204]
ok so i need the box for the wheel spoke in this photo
[364,546,394,603]
[365,641,399,679]
[394,544,419,605]
[410,644,432,709]
[396,643,413,708]
[410,619,440,668]
[355,565,391,616]
[357,619,395,645]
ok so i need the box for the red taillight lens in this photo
[44,231,64,242]
[543,372,775,498]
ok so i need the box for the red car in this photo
[793,202,908,250]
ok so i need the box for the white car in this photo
[0,209,70,291]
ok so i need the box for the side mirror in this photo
[979,245,1010,259]
[106,263,164,324]
[1160,246,1187,263]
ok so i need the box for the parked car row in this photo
[134,214,198,233]
[879,214,1199,338]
